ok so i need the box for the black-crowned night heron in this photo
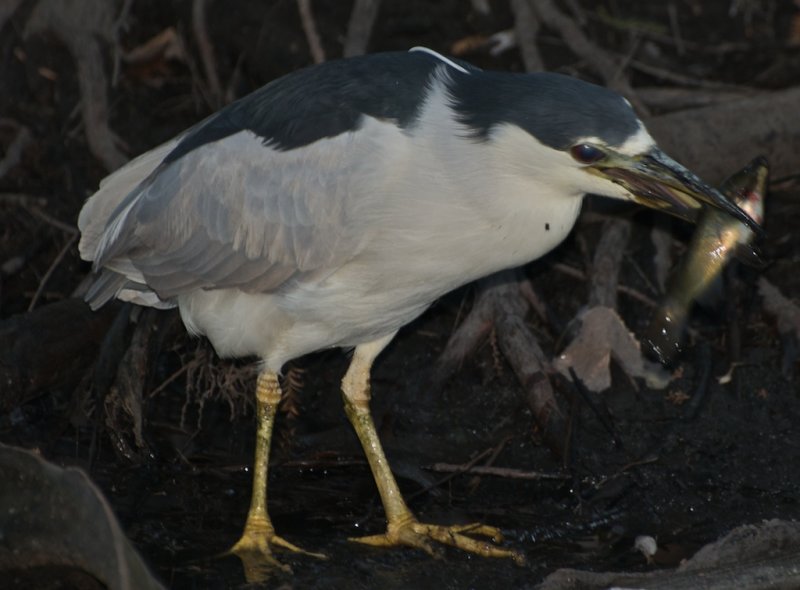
[78,48,757,571]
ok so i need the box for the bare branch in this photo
[25,0,128,171]
[510,0,543,72]
[526,0,648,115]
[426,463,568,480]
[0,125,32,179]
[110,0,134,87]
[72,40,129,171]
[296,0,326,64]
[0,0,23,32]
[343,0,381,58]
[193,0,223,108]
[470,0,490,15]
[588,219,631,309]
[28,233,78,312]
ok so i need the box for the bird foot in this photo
[350,516,526,564]
[227,516,327,581]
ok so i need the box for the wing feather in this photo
[83,124,390,305]
[78,48,453,309]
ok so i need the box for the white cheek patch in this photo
[617,124,656,156]
[573,124,654,158]
[573,135,604,148]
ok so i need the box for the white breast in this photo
[178,76,585,370]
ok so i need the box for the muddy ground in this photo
[1,1,799,589]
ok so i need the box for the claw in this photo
[226,515,328,582]
[349,516,526,565]
[339,343,526,566]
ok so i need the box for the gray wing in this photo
[79,128,374,308]
[77,50,465,309]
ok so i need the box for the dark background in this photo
[1,1,799,588]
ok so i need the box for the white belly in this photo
[177,188,582,371]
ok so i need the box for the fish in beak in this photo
[588,149,764,237]
[643,156,768,366]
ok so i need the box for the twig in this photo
[343,0,381,58]
[407,447,494,501]
[630,58,747,90]
[562,0,586,26]
[24,0,135,169]
[192,0,223,109]
[624,251,660,298]
[484,435,510,468]
[551,263,657,308]
[526,0,648,115]
[224,51,246,104]
[72,37,128,171]
[28,205,79,236]
[620,454,659,472]
[436,271,566,460]
[426,463,568,480]
[588,219,631,308]
[123,28,186,64]
[0,192,47,208]
[148,362,190,399]
[510,0,544,72]
[520,278,565,336]
[432,286,495,386]
[618,286,658,308]
[280,456,366,469]
[685,343,712,420]
[466,435,510,492]
[110,0,134,87]
[0,125,32,179]
[490,273,566,458]
[613,32,643,86]
[567,368,624,450]
[636,86,756,111]
[73,41,128,171]
[585,10,750,55]
[470,0,491,15]
[666,3,685,56]
[27,233,78,311]
[1,192,78,235]
[0,0,22,32]
[296,0,326,64]
[518,279,549,323]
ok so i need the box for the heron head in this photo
[449,70,761,234]
[571,135,761,234]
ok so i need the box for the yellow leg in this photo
[228,371,326,580]
[342,336,525,564]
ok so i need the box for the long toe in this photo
[350,517,526,565]
[227,522,328,582]
[229,532,292,579]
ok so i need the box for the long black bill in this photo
[597,149,764,237]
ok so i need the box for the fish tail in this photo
[643,300,689,367]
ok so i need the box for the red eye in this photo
[570,144,605,164]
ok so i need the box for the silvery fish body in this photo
[645,157,768,366]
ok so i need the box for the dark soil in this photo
[1,1,799,589]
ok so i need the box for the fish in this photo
[644,156,768,367]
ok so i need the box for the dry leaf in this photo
[554,306,671,392]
